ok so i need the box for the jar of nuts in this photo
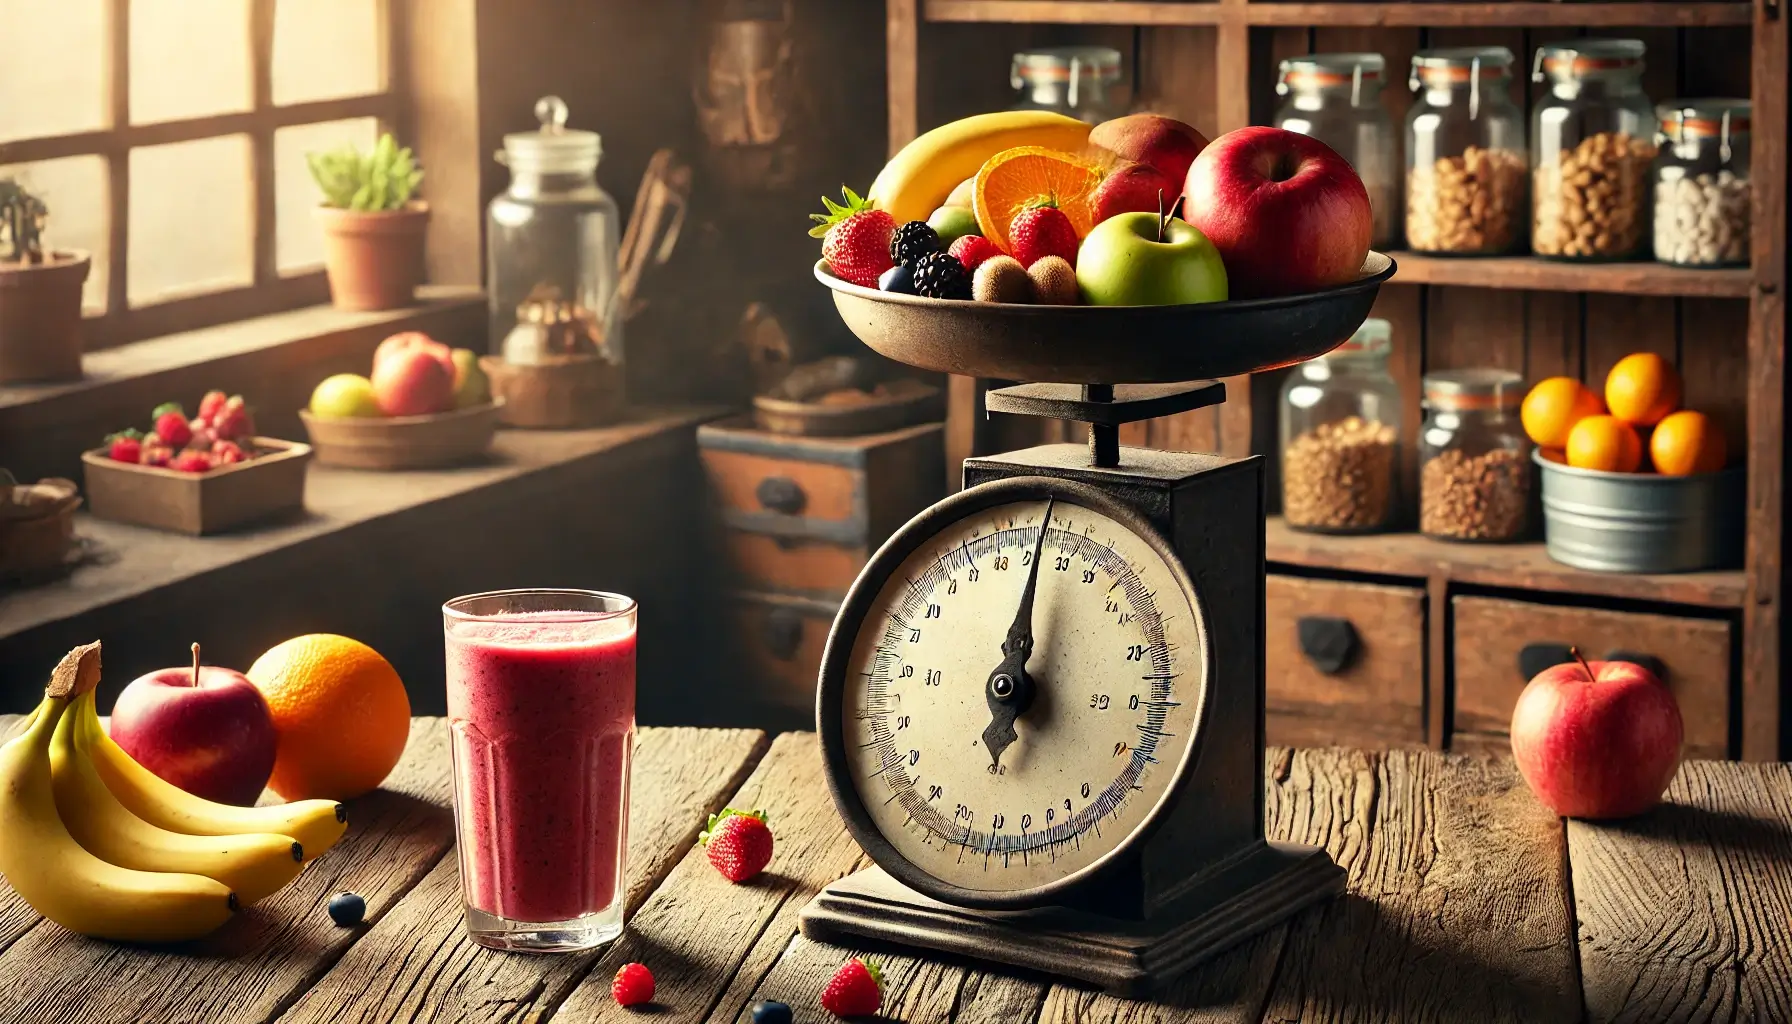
[1653,98,1750,267]
[1405,47,1528,255]
[1279,318,1403,533]
[1530,40,1657,261]
[1418,369,1533,543]
[1275,53,1400,249]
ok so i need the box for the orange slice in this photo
[973,146,1101,255]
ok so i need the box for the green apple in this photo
[926,205,980,245]
[308,373,380,418]
[450,348,491,408]
[1074,213,1228,306]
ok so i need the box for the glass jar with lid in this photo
[1275,53,1399,249]
[486,96,623,368]
[1010,46,1124,124]
[1279,318,1403,533]
[1405,47,1527,255]
[1654,98,1751,267]
[1418,369,1532,542]
[1531,40,1657,261]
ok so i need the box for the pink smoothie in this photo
[445,612,635,923]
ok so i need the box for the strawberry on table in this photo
[811,186,895,288]
[105,429,143,464]
[611,962,655,1008]
[701,807,773,883]
[821,958,883,1018]
[1009,198,1080,269]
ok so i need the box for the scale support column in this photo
[983,380,1229,469]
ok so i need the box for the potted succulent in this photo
[0,179,90,384]
[308,133,428,311]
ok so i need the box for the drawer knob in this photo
[1297,616,1359,675]
[756,476,807,515]
[761,608,804,660]
[1604,649,1667,681]
[1518,643,1576,681]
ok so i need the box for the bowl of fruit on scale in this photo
[813,114,1395,384]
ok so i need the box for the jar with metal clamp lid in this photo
[1654,98,1750,267]
[1275,52,1399,248]
[1010,46,1125,124]
[1405,47,1527,255]
[1530,39,1657,261]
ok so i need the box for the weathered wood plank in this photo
[0,718,456,1024]
[274,727,767,1024]
[1570,760,1792,1023]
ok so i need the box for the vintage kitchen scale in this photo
[797,252,1396,995]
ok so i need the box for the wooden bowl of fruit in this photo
[300,331,503,469]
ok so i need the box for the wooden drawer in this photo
[1452,595,1731,759]
[1265,575,1426,747]
[732,592,836,717]
[724,532,867,597]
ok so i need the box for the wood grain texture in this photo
[1570,760,1792,1023]
[701,449,865,525]
[1390,253,1752,298]
[1264,576,1426,747]
[920,0,1753,28]
[0,719,456,1024]
[273,727,767,1024]
[725,533,869,595]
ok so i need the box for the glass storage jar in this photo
[1275,53,1399,248]
[1010,46,1124,124]
[1531,40,1657,261]
[1279,318,1403,533]
[1654,98,1751,267]
[486,96,624,366]
[1418,369,1532,542]
[1405,47,1527,255]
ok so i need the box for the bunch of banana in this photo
[866,110,1094,225]
[0,642,348,943]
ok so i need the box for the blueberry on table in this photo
[328,891,366,926]
[749,999,792,1024]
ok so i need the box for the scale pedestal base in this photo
[799,840,1343,995]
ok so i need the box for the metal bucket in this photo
[1534,450,1744,573]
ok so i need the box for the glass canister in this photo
[1418,369,1532,542]
[1279,318,1403,533]
[1654,98,1751,267]
[486,96,624,366]
[1531,40,1657,261]
[1010,46,1124,124]
[1275,53,1399,249]
[1405,47,1527,255]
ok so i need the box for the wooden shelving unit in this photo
[885,0,1786,758]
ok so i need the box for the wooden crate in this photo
[81,438,311,536]
[1265,575,1426,748]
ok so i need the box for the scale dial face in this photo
[821,477,1209,908]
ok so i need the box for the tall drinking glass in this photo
[442,589,636,952]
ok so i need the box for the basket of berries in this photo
[81,391,311,536]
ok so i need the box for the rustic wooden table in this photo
[2,719,1789,1023]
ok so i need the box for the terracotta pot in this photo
[316,202,429,311]
[0,251,90,384]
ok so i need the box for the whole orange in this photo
[1565,414,1644,473]
[1521,376,1606,448]
[1604,353,1682,426]
[247,634,411,801]
[1650,410,1727,476]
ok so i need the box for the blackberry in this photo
[911,251,971,300]
[889,220,942,266]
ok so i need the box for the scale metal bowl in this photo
[816,252,1396,384]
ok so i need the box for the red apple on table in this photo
[1510,648,1684,820]
[1089,162,1179,224]
[371,344,456,416]
[110,643,278,806]
[1181,126,1372,298]
[1089,114,1210,189]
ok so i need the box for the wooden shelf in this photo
[1387,252,1753,298]
[924,0,1752,28]
[1265,518,1746,609]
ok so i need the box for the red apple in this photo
[1181,126,1372,298]
[110,644,278,806]
[373,331,455,381]
[1089,114,1210,189]
[371,345,456,416]
[1510,650,1684,820]
[1089,162,1178,224]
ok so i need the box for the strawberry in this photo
[188,418,217,449]
[212,440,247,465]
[212,395,254,441]
[701,807,773,883]
[196,389,228,425]
[820,958,883,1018]
[150,401,184,421]
[948,234,1003,273]
[811,186,895,288]
[1009,199,1080,269]
[611,962,655,1007]
[105,429,143,463]
[139,437,173,467]
[154,411,193,449]
[170,451,213,474]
